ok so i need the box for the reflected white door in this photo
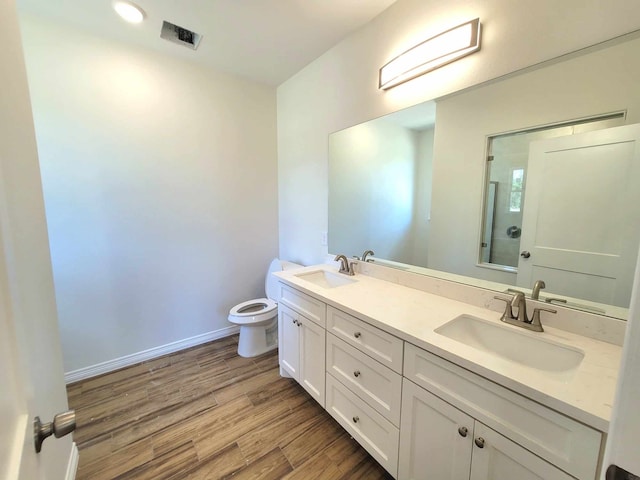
[1,1,73,478]
[517,124,640,307]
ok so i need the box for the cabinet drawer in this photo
[404,343,601,480]
[326,375,399,478]
[327,306,403,373]
[278,284,326,327]
[326,334,402,426]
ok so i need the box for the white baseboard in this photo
[65,442,79,480]
[64,326,240,384]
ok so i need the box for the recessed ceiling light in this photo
[113,1,145,24]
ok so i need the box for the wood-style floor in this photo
[68,335,392,479]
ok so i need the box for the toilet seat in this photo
[228,298,277,325]
[227,258,303,357]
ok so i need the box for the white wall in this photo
[19,15,279,373]
[430,36,640,284]
[329,120,419,263]
[277,0,640,266]
[411,128,434,267]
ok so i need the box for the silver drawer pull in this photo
[474,437,485,448]
[352,416,359,423]
[354,332,362,338]
[458,426,468,437]
[353,370,361,378]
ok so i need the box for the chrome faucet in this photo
[531,280,546,300]
[361,250,375,262]
[494,290,557,332]
[334,254,355,276]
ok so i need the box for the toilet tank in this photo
[265,258,303,300]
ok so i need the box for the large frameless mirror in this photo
[328,31,640,320]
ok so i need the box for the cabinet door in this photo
[469,423,574,480]
[279,305,300,379]
[399,379,474,480]
[299,314,326,406]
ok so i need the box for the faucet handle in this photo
[494,295,515,320]
[528,307,557,332]
[545,297,567,305]
[348,261,356,276]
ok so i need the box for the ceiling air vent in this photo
[160,21,202,50]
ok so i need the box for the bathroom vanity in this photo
[275,264,622,480]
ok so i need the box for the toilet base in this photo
[237,318,278,358]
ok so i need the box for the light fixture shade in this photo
[113,1,145,23]
[379,18,481,90]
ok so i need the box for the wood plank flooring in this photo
[68,335,393,479]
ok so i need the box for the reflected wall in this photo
[329,119,434,266]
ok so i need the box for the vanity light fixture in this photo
[113,1,145,24]
[379,18,481,90]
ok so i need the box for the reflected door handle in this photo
[520,251,531,259]
[34,410,76,453]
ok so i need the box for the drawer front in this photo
[327,306,403,373]
[404,343,602,480]
[326,375,399,478]
[278,283,326,327]
[326,334,402,426]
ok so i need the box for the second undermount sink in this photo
[294,270,357,289]
[435,315,584,377]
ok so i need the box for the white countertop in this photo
[275,264,622,432]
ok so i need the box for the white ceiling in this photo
[17,0,398,86]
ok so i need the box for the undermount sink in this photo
[435,315,584,377]
[295,270,357,289]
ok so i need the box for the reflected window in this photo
[509,168,524,212]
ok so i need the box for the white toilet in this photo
[228,258,302,357]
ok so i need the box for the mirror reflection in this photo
[329,33,640,320]
[329,101,435,268]
[481,113,625,269]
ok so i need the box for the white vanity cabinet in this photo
[401,343,602,480]
[278,285,326,407]
[399,379,574,480]
[276,277,608,480]
[324,306,403,477]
